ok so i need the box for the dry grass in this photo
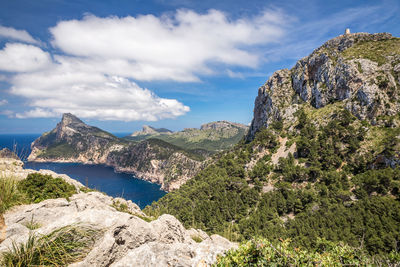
[1,225,102,266]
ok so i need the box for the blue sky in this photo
[0,0,399,134]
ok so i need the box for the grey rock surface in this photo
[1,191,236,266]
[248,32,400,140]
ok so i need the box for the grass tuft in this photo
[1,225,102,266]
[191,235,203,243]
[23,215,41,231]
[0,175,27,214]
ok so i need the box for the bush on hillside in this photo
[215,238,399,266]
[18,173,76,203]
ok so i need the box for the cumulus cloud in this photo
[0,43,52,72]
[0,25,40,44]
[49,9,287,81]
[3,9,288,121]
[12,74,190,120]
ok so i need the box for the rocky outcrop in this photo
[105,140,205,191]
[28,114,206,191]
[248,32,400,140]
[0,156,84,190]
[0,191,236,266]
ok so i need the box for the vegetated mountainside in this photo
[28,113,205,191]
[0,155,235,266]
[28,114,246,191]
[145,32,400,259]
[126,121,248,153]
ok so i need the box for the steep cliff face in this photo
[28,113,119,163]
[248,32,400,139]
[105,139,204,191]
[28,114,205,191]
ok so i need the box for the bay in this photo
[0,134,167,209]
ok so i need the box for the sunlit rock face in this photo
[248,32,400,140]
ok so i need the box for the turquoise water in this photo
[0,134,166,208]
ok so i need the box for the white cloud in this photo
[2,8,289,121]
[12,74,190,121]
[0,99,8,106]
[0,43,52,72]
[0,25,40,44]
[49,9,287,81]
[226,70,244,79]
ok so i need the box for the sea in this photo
[0,133,166,209]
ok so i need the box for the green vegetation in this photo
[19,173,77,203]
[0,173,77,214]
[156,126,248,153]
[23,215,41,230]
[0,176,26,214]
[342,38,400,66]
[1,225,101,266]
[215,238,400,266]
[147,138,206,161]
[38,142,78,159]
[191,235,203,243]
[145,106,400,258]
[124,124,248,154]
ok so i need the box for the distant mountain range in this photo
[127,121,248,152]
[28,114,248,191]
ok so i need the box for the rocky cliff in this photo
[0,156,236,266]
[248,32,400,139]
[28,114,205,191]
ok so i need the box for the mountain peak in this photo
[247,32,400,140]
[61,113,84,126]
[317,32,393,53]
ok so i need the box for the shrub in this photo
[214,238,390,266]
[1,225,101,266]
[18,173,77,203]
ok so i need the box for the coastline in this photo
[25,159,169,192]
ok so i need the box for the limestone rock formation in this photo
[0,156,84,190]
[0,191,236,266]
[248,32,400,140]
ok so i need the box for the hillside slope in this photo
[145,32,400,257]
[28,113,205,191]
[126,121,248,153]
[28,114,247,191]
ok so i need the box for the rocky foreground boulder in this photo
[0,156,236,266]
[1,192,235,266]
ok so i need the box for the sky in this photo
[0,0,399,134]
